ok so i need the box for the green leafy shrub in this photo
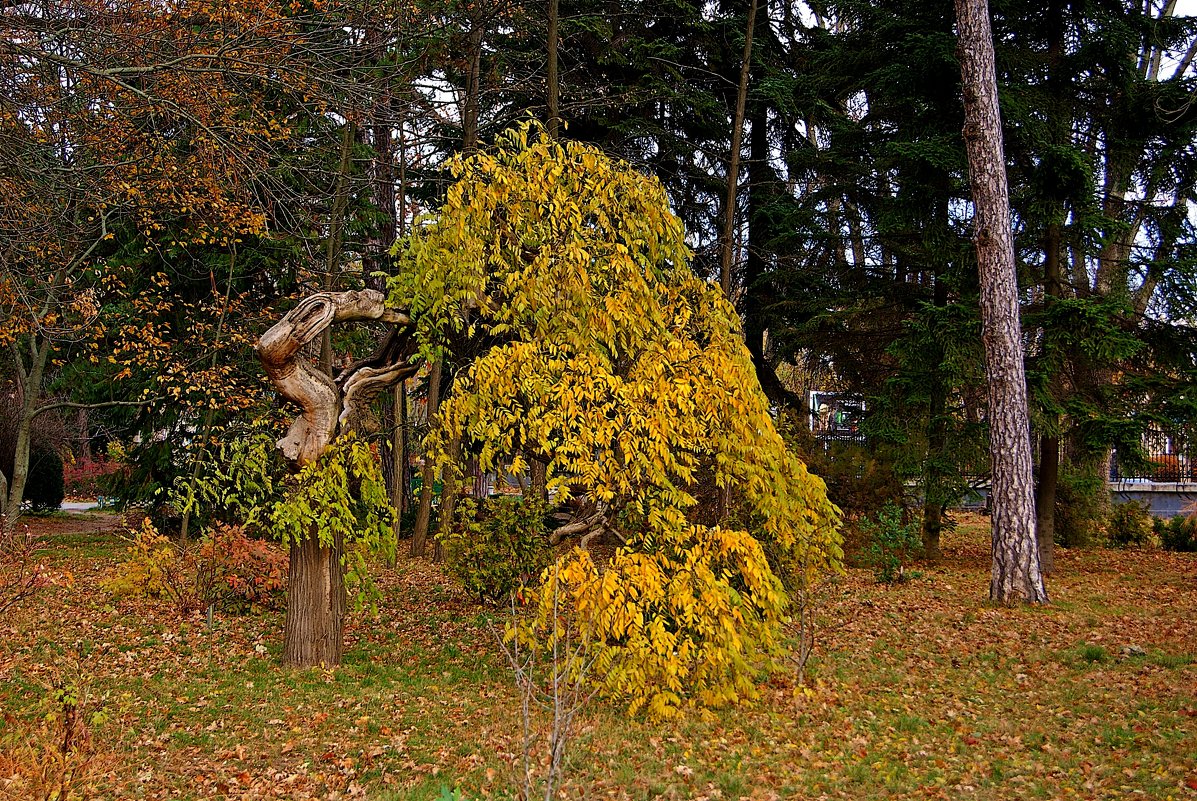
[859,503,921,584]
[1107,501,1157,547]
[439,496,552,604]
[25,446,64,513]
[1055,466,1105,547]
[785,423,902,520]
[1154,512,1197,552]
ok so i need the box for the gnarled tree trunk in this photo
[257,289,415,667]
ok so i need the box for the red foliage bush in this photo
[200,524,288,610]
[105,522,287,614]
[63,459,121,500]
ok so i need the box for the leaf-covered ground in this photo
[1,512,1194,800]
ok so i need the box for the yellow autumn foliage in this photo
[391,123,841,715]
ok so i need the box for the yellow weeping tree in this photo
[389,123,842,716]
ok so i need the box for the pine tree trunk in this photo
[922,275,949,562]
[1035,433,1058,573]
[955,0,1048,604]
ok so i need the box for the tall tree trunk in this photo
[1034,219,1065,572]
[720,0,758,298]
[413,23,483,556]
[463,24,483,155]
[411,360,442,558]
[1035,433,1058,572]
[955,0,1048,604]
[6,337,52,521]
[257,289,412,668]
[368,77,400,535]
[922,277,950,562]
[390,106,411,555]
[320,121,358,374]
[282,531,345,667]
[1033,5,1065,575]
[547,0,560,139]
[744,100,795,406]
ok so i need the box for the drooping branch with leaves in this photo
[258,125,842,697]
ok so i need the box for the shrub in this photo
[1055,466,1105,547]
[859,503,921,584]
[25,446,65,513]
[104,520,287,614]
[540,523,789,718]
[1107,501,1157,547]
[1154,513,1197,552]
[201,524,289,611]
[439,496,552,604]
[785,424,903,520]
[63,458,121,500]
[0,522,49,615]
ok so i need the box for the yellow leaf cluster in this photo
[393,123,842,714]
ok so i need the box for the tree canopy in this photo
[388,124,841,713]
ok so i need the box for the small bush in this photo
[201,524,289,611]
[103,521,287,614]
[0,522,49,615]
[63,458,121,500]
[1055,466,1105,548]
[1154,513,1197,552]
[859,503,921,584]
[0,666,111,800]
[25,446,65,513]
[1107,501,1157,548]
[786,426,903,520]
[439,496,552,604]
[101,520,176,602]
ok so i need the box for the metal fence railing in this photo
[812,436,1197,485]
[1110,445,1197,483]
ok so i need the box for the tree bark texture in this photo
[955,0,1048,604]
[282,528,345,667]
[719,0,758,299]
[547,0,560,139]
[410,360,442,558]
[5,337,51,522]
[1035,434,1058,573]
[256,289,415,667]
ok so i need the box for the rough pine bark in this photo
[955,0,1048,604]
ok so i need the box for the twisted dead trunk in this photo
[257,289,415,667]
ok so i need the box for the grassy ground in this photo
[1,512,1195,800]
